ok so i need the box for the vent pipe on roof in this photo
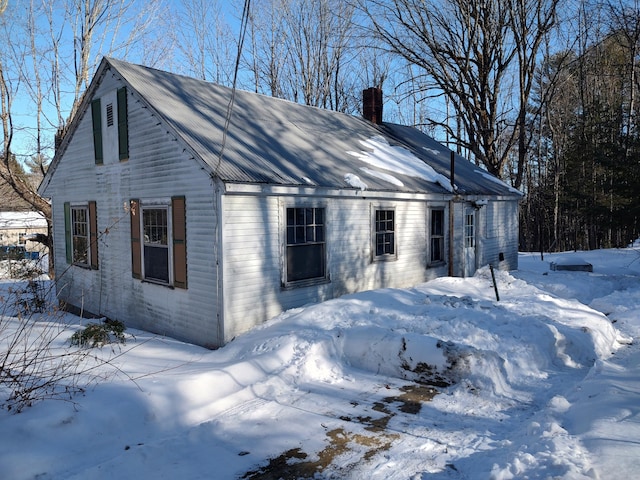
[450,150,455,190]
[363,87,383,124]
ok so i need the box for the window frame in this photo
[130,197,187,289]
[71,205,90,267]
[372,206,397,262]
[64,201,98,270]
[140,202,173,286]
[429,207,446,266]
[465,211,475,248]
[282,204,329,288]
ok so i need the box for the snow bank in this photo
[0,250,637,479]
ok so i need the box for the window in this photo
[18,233,27,245]
[71,207,89,265]
[430,209,445,263]
[143,207,170,284]
[64,201,98,269]
[374,208,396,259]
[130,197,187,288]
[465,212,475,248]
[285,207,326,284]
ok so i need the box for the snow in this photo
[1,248,640,479]
[348,136,454,192]
[344,173,368,190]
[0,211,48,230]
[359,166,404,187]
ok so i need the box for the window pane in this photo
[431,238,443,262]
[144,245,169,283]
[296,208,305,225]
[287,244,325,281]
[432,210,443,236]
[295,226,305,243]
[143,208,168,245]
[73,237,88,264]
[386,233,395,254]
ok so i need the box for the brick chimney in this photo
[362,87,383,124]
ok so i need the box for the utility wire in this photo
[216,0,251,176]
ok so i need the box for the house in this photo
[0,211,48,258]
[38,57,522,348]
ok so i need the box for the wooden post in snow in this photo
[490,264,500,301]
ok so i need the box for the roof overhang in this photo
[223,182,519,202]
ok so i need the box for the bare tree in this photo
[1,0,165,273]
[607,0,640,160]
[169,0,236,84]
[509,0,560,189]
[361,0,519,178]
[0,4,52,219]
[247,0,358,112]
[245,0,289,96]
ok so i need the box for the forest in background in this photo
[1,0,639,255]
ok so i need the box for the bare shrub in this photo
[0,278,127,413]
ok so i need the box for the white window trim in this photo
[140,202,174,286]
[465,211,476,248]
[371,204,397,262]
[281,201,330,289]
[428,205,447,267]
[71,204,91,267]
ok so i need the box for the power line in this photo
[216,0,251,177]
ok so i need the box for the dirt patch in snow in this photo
[240,383,439,479]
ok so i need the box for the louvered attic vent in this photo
[106,104,114,127]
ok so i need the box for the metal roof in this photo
[76,58,522,197]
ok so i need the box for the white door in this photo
[464,207,476,277]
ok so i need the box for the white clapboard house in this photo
[39,57,522,348]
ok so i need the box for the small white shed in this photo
[39,57,522,348]
[0,211,48,254]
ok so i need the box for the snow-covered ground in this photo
[1,248,639,479]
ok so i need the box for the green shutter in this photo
[117,87,129,160]
[89,201,99,270]
[172,196,187,289]
[130,199,141,279]
[64,202,72,264]
[91,99,103,164]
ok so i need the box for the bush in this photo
[70,319,127,348]
[0,284,93,412]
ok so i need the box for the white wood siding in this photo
[220,194,450,341]
[480,200,520,270]
[46,73,221,347]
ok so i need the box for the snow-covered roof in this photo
[0,211,48,230]
[45,57,522,198]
